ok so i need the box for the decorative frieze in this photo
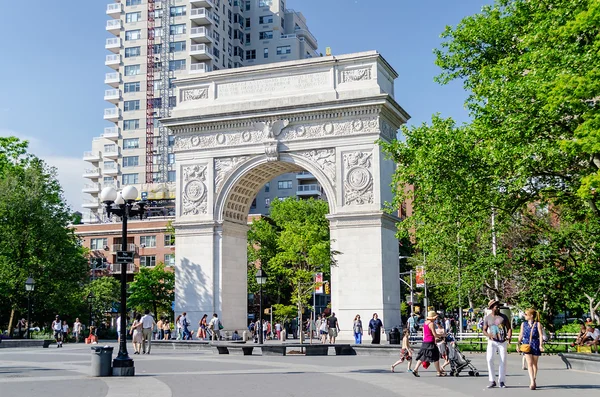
[180,87,209,102]
[181,164,208,216]
[343,151,374,206]
[296,149,336,187]
[214,156,252,196]
[341,68,372,83]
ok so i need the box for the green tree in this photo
[84,277,120,326]
[127,263,174,317]
[0,137,88,332]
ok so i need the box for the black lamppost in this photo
[25,277,35,339]
[255,268,268,344]
[87,292,94,328]
[100,185,146,377]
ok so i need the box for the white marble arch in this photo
[163,51,410,335]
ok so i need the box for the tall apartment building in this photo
[82,0,319,222]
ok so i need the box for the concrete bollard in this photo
[281,329,286,342]
[243,330,248,341]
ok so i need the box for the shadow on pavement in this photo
[0,367,56,374]
[540,385,600,390]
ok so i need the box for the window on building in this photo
[278,180,292,189]
[126,12,142,23]
[164,234,175,246]
[276,45,291,55]
[167,153,175,164]
[122,156,139,167]
[152,43,162,55]
[125,29,141,41]
[164,254,175,267]
[168,170,176,182]
[154,9,163,18]
[264,48,269,58]
[264,182,270,192]
[170,41,186,52]
[122,173,139,185]
[245,1,251,11]
[124,100,140,111]
[123,119,139,130]
[126,0,142,6]
[140,255,156,267]
[246,50,256,59]
[170,6,186,16]
[169,59,186,71]
[259,31,273,40]
[168,135,175,146]
[170,24,186,35]
[124,46,141,58]
[123,138,139,149]
[245,18,251,28]
[213,47,221,58]
[124,64,140,76]
[259,0,273,6]
[90,238,108,251]
[104,144,116,152]
[123,82,140,93]
[259,15,273,24]
[104,161,117,170]
[228,10,233,23]
[140,235,157,248]
[250,198,257,209]
[103,176,115,185]
[265,198,271,207]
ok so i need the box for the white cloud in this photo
[0,129,86,212]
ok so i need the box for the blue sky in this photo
[0,0,491,210]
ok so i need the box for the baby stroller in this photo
[446,337,480,377]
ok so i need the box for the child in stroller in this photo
[446,334,480,377]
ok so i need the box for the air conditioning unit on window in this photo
[141,244,146,248]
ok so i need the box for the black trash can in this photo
[91,346,114,377]
[388,327,401,344]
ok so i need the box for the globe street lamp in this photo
[25,277,35,339]
[255,268,268,344]
[100,185,146,376]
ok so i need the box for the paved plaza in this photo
[1,344,599,397]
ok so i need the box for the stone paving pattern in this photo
[1,343,599,397]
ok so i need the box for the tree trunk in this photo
[584,293,600,323]
[8,308,15,338]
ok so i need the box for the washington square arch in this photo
[162,51,410,334]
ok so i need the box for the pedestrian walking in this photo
[412,311,445,377]
[275,321,282,340]
[391,328,414,373]
[163,319,171,340]
[518,308,545,390]
[353,314,363,344]
[180,312,192,340]
[197,314,208,339]
[73,318,82,343]
[483,299,512,388]
[328,313,340,344]
[156,317,164,341]
[141,310,156,354]
[52,315,63,348]
[17,318,26,339]
[175,314,182,340]
[62,321,70,343]
[319,314,328,344]
[368,313,384,344]
[208,313,222,341]
[407,313,419,339]
[130,314,143,354]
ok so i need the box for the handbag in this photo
[519,343,531,353]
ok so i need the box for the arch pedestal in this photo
[165,51,410,335]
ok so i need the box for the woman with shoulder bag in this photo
[518,308,545,390]
[353,314,363,344]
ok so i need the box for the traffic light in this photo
[324,281,330,295]
[264,308,271,315]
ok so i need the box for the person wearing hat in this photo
[52,315,63,348]
[483,299,512,388]
[411,311,445,377]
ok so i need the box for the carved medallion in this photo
[181,164,208,215]
[216,134,226,145]
[323,122,335,135]
[343,151,374,206]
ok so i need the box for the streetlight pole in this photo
[101,186,146,377]
[255,268,267,345]
[25,277,35,339]
[87,292,94,328]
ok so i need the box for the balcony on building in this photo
[295,28,318,49]
[111,243,137,253]
[104,107,120,122]
[106,19,122,35]
[102,126,120,141]
[82,183,101,194]
[190,26,212,43]
[103,146,120,159]
[110,263,136,274]
[190,62,212,74]
[103,179,120,189]
[103,163,120,176]
[83,168,101,179]
[190,0,215,7]
[104,89,121,104]
[190,8,212,24]
[82,199,100,209]
[190,44,212,60]
[297,183,322,196]
[104,72,120,88]
[105,54,121,69]
[106,2,122,18]
[296,171,316,180]
[105,37,121,53]
[83,151,102,162]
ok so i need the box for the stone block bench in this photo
[0,339,53,348]
[559,353,600,373]
[213,344,254,356]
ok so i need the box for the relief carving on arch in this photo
[214,156,252,196]
[343,151,374,206]
[296,149,336,188]
[181,164,208,216]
